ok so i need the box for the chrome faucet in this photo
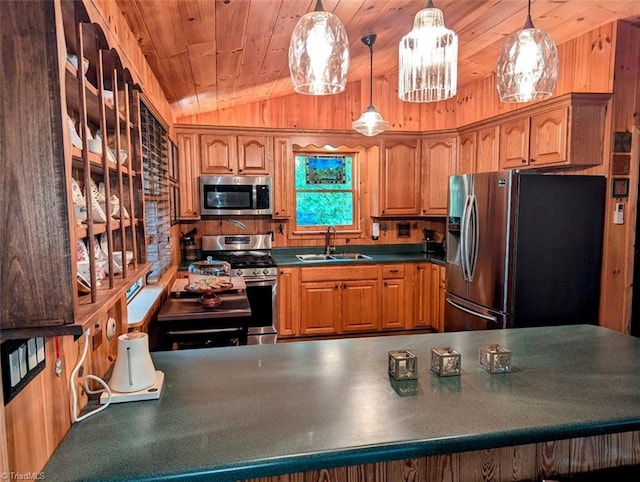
[325,225,337,255]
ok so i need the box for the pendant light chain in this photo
[366,35,374,107]
[352,34,388,136]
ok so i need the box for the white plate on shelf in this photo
[76,239,89,262]
[77,273,91,294]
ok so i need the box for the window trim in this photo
[291,146,362,236]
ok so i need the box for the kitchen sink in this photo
[295,254,334,262]
[329,252,372,260]
[296,253,373,262]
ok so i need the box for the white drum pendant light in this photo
[352,34,389,137]
[398,0,458,103]
[496,0,559,103]
[288,0,349,95]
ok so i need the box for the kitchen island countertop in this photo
[43,325,640,481]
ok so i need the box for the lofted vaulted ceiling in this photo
[115,0,640,119]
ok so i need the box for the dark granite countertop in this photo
[43,325,640,481]
[272,243,446,267]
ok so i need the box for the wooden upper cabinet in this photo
[177,132,200,220]
[498,93,609,170]
[237,135,273,174]
[499,109,567,169]
[421,135,456,216]
[199,134,238,174]
[376,139,421,216]
[199,133,272,175]
[476,125,500,173]
[457,130,476,175]
[499,116,530,169]
[529,107,568,166]
[273,136,292,218]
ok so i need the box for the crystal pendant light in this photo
[288,0,349,95]
[496,0,559,103]
[398,0,458,103]
[352,34,389,137]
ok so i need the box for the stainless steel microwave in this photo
[199,175,272,216]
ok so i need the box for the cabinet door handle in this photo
[390,269,399,274]
[383,281,387,286]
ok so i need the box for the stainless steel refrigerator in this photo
[445,171,605,331]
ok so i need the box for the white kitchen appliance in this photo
[100,332,164,404]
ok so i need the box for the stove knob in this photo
[236,269,243,277]
[263,268,270,275]
[253,269,260,276]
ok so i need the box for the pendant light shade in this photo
[496,0,559,103]
[398,0,458,103]
[353,34,389,137]
[288,0,349,95]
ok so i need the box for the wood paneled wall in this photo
[245,431,640,482]
[85,0,174,128]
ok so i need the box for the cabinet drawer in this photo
[300,265,378,282]
[382,265,405,279]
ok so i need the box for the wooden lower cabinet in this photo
[299,281,341,336]
[341,280,379,332]
[380,264,408,330]
[281,263,443,339]
[410,263,445,332]
[298,265,379,336]
[277,268,299,337]
[412,263,433,329]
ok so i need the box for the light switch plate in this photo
[2,338,46,404]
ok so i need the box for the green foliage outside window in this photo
[295,154,354,227]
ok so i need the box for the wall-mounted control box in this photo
[613,202,624,225]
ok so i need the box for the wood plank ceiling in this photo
[115,0,640,119]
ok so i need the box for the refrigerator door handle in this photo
[446,297,498,322]
[460,195,472,281]
[468,194,479,281]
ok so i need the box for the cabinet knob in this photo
[334,284,339,289]
[521,158,527,164]
[384,281,387,286]
[239,168,243,172]
[390,269,399,274]
[229,168,233,172]
[529,158,535,163]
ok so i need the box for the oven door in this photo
[244,277,278,344]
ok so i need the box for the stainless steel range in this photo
[201,234,277,344]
